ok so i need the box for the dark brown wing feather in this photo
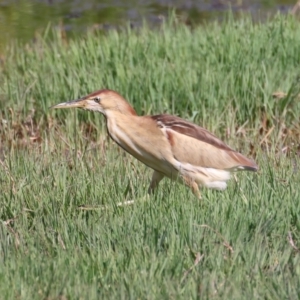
[151,114,258,171]
[151,114,234,151]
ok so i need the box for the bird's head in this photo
[51,89,137,116]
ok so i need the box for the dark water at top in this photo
[0,0,296,53]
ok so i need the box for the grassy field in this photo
[1,14,300,299]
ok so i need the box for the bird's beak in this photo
[50,97,87,110]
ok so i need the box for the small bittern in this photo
[51,89,258,198]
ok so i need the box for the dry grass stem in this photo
[287,231,300,252]
[180,252,204,284]
[259,126,275,146]
[77,200,136,211]
[195,224,234,254]
[0,158,16,193]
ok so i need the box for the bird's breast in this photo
[106,114,176,174]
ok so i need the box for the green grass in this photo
[1,14,300,299]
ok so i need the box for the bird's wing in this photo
[151,114,258,171]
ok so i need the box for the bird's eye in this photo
[93,97,100,103]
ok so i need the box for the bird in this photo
[51,89,258,199]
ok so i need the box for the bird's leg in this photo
[114,171,164,208]
[101,171,164,209]
[148,170,165,194]
[182,176,202,199]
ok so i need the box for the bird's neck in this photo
[105,111,137,148]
